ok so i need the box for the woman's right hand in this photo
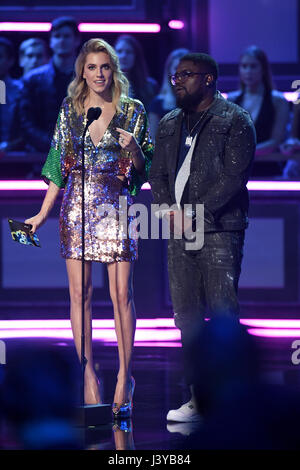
[24,213,46,234]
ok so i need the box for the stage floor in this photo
[1,325,300,450]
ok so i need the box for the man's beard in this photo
[176,88,204,110]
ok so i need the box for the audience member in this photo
[0,344,81,449]
[19,37,49,76]
[148,48,189,139]
[178,316,300,449]
[19,16,80,153]
[6,38,50,153]
[115,34,158,111]
[227,45,290,178]
[0,38,23,153]
[280,101,300,179]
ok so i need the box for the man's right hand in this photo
[164,210,193,237]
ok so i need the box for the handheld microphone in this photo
[87,107,102,126]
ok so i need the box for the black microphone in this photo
[87,107,102,126]
[79,104,102,406]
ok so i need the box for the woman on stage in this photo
[25,38,153,417]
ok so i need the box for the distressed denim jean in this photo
[167,230,245,384]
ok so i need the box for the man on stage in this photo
[149,53,256,422]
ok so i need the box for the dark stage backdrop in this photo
[1,0,299,89]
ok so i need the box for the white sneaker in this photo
[166,400,202,423]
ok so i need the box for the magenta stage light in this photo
[246,181,300,191]
[0,320,71,329]
[2,318,300,331]
[0,181,151,191]
[0,22,51,32]
[240,319,300,328]
[0,181,48,190]
[0,22,161,34]
[0,327,180,342]
[92,328,180,341]
[168,20,185,30]
[78,23,161,33]
[0,329,74,339]
[0,319,175,329]
[2,319,300,342]
[134,341,180,347]
[248,328,300,338]
[2,181,300,192]
[93,318,176,328]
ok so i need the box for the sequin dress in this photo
[42,96,153,263]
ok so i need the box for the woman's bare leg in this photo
[107,261,136,410]
[66,258,101,405]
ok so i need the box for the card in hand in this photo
[8,219,41,247]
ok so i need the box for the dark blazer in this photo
[149,91,256,232]
[19,60,72,153]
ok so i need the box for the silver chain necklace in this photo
[185,109,209,147]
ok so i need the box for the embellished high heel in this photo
[112,376,135,419]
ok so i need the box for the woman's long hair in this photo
[68,38,129,115]
[158,48,189,110]
[239,45,274,94]
[114,34,154,105]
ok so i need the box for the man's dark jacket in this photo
[149,91,256,232]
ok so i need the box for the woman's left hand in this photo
[116,127,141,155]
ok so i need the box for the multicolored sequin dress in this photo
[42,96,153,263]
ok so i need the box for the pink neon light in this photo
[0,320,72,329]
[0,318,175,329]
[0,329,74,339]
[0,328,180,342]
[2,318,300,330]
[92,341,180,348]
[240,319,300,329]
[91,329,180,341]
[1,180,300,192]
[0,22,161,34]
[134,341,180,348]
[168,20,185,30]
[3,180,300,192]
[78,23,161,33]
[0,181,150,191]
[0,181,48,190]
[0,22,51,32]
[248,328,300,338]
[2,319,300,341]
[247,181,300,191]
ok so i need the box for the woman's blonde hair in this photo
[68,38,129,115]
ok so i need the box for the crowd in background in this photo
[0,15,299,179]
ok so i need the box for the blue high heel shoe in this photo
[112,377,135,419]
